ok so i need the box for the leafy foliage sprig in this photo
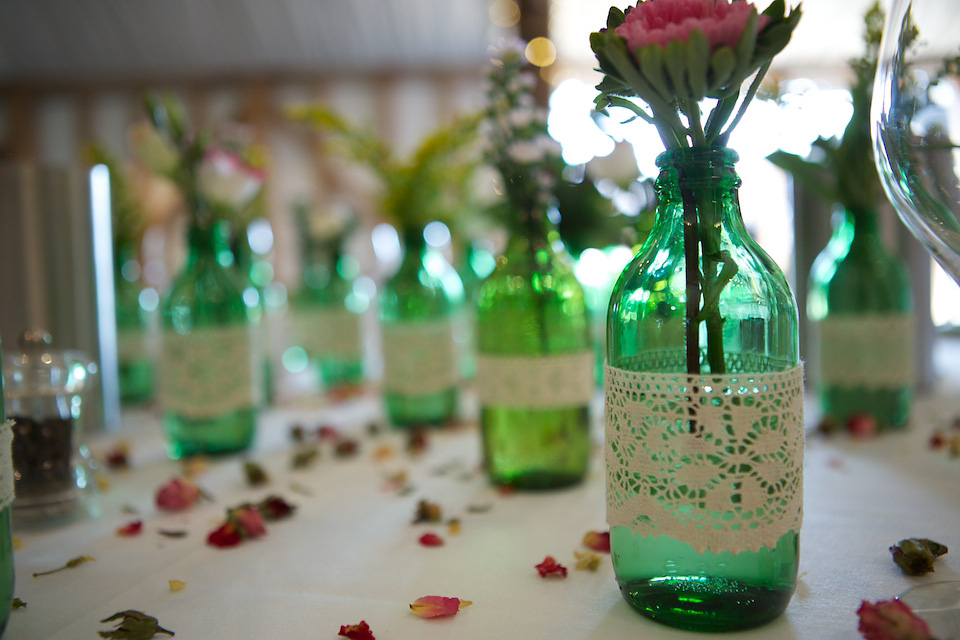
[288,105,480,232]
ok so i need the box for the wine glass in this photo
[873,1,960,636]
[873,0,960,284]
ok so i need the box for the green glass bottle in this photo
[230,224,274,407]
[159,220,258,458]
[114,242,155,404]
[808,206,913,429]
[0,339,15,637]
[290,236,366,390]
[605,148,803,631]
[475,204,593,489]
[378,226,463,427]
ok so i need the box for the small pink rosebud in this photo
[197,147,264,209]
[231,505,267,538]
[155,476,201,511]
[857,599,933,640]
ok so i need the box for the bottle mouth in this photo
[655,146,739,169]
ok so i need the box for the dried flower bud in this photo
[890,538,948,576]
[413,499,443,524]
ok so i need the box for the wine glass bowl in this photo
[873,0,960,284]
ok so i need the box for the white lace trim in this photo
[605,364,804,555]
[0,421,13,509]
[475,351,594,408]
[287,306,363,360]
[381,319,458,395]
[815,314,915,388]
[159,325,256,418]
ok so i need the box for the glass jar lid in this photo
[3,327,93,399]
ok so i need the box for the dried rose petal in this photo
[847,413,878,439]
[929,431,947,450]
[155,477,202,511]
[104,442,130,469]
[583,530,611,553]
[409,595,472,618]
[258,495,296,520]
[317,425,340,441]
[406,429,428,455]
[447,519,461,535]
[418,533,444,547]
[230,505,266,538]
[116,520,143,537]
[857,599,933,640]
[574,550,602,571]
[207,522,242,548]
[335,439,360,458]
[535,555,568,578]
[338,620,375,640]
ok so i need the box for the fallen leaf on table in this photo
[890,538,948,576]
[12,598,26,609]
[98,609,174,639]
[243,461,269,486]
[33,555,95,577]
[412,499,442,524]
[574,550,602,571]
[168,580,185,592]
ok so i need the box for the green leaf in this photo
[98,610,174,639]
[684,31,710,101]
[638,45,671,103]
[766,150,840,204]
[605,6,626,30]
[730,10,759,87]
[707,48,736,97]
[664,40,689,101]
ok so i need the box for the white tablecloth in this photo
[7,386,960,640]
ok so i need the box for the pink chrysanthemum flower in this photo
[615,0,770,51]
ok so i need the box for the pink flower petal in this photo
[409,595,471,618]
[583,530,611,553]
[418,533,444,547]
[615,0,769,51]
[535,555,568,578]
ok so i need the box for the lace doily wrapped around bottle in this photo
[814,314,915,389]
[475,351,594,408]
[0,421,14,511]
[159,326,257,418]
[288,307,363,360]
[381,320,458,395]
[605,364,804,555]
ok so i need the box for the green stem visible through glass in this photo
[678,165,739,376]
